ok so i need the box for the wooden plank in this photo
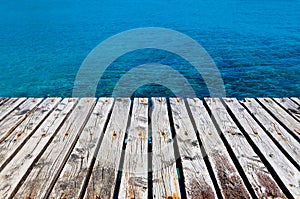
[84,98,131,199]
[0,98,77,199]
[259,98,300,141]
[0,98,43,143]
[170,98,218,198]
[151,98,181,199]
[118,98,149,199]
[291,97,300,106]
[0,97,8,106]
[185,98,249,198]
[205,98,287,198]
[242,98,300,168]
[14,98,95,199]
[0,98,26,121]
[0,98,61,171]
[224,98,296,198]
[273,98,300,122]
[49,98,114,199]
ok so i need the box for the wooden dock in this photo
[0,97,299,199]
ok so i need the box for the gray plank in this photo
[224,98,295,198]
[170,98,217,198]
[205,98,286,198]
[84,98,131,199]
[0,98,43,143]
[273,98,300,122]
[0,98,26,122]
[291,97,300,106]
[0,98,77,199]
[49,98,114,199]
[258,98,300,141]
[0,98,8,106]
[13,98,95,199]
[185,98,249,198]
[151,98,181,199]
[118,98,148,199]
[0,98,61,171]
[242,98,300,168]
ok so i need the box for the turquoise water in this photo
[0,0,299,98]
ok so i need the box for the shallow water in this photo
[0,0,299,98]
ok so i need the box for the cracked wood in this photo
[84,98,131,199]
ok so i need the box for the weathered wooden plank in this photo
[224,98,296,198]
[273,98,300,122]
[0,97,8,106]
[205,98,288,198]
[0,98,77,199]
[170,98,217,198]
[118,98,148,199]
[49,98,114,199]
[185,98,249,198]
[151,98,181,199]
[0,98,61,171]
[291,97,300,106]
[0,98,26,121]
[242,98,300,168]
[258,98,300,141]
[0,98,43,143]
[84,98,131,199]
[11,98,95,199]
[0,97,297,198]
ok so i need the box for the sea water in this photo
[0,0,299,98]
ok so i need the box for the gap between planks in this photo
[0,97,298,199]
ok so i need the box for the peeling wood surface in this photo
[14,98,94,199]
[273,98,300,122]
[151,98,181,199]
[224,98,297,198]
[185,98,248,199]
[258,98,300,141]
[0,98,61,171]
[0,97,298,199]
[118,98,149,199]
[49,98,114,199]
[242,98,300,169]
[84,98,131,199]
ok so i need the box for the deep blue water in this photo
[0,0,299,98]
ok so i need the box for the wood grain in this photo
[0,97,297,198]
[151,98,181,199]
[49,98,114,199]
[224,98,296,198]
[0,98,77,199]
[0,98,43,143]
[242,98,300,168]
[258,98,300,141]
[118,98,149,199]
[13,98,95,199]
[0,98,26,122]
[0,98,61,171]
[205,98,285,198]
[84,98,131,199]
[185,98,249,198]
[273,98,300,122]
